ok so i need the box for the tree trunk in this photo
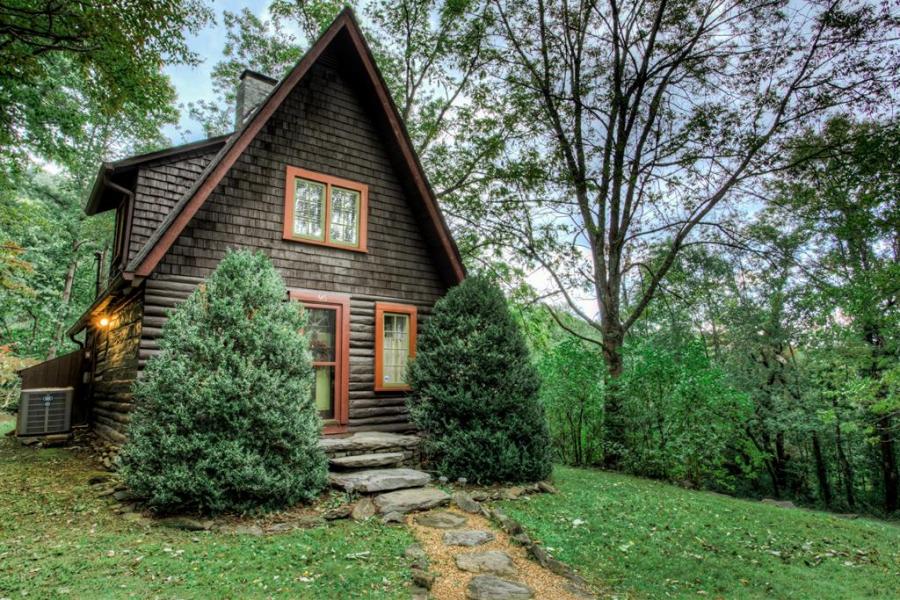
[832,398,856,509]
[601,328,626,469]
[875,414,898,513]
[48,253,79,359]
[811,431,832,508]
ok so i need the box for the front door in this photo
[289,290,350,433]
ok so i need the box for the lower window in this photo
[290,290,349,430]
[375,303,417,392]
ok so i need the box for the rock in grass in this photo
[156,517,212,531]
[453,491,482,513]
[411,567,436,589]
[382,511,406,525]
[324,504,353,520]
[537,481,558,494]
[466,575,534,599]
[351,497,376,521]
[455,550,517,576]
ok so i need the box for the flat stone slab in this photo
[466,575,534,599]
[455,550,517,576]
[329,468,430,493]
[329,452,405,469]
[443,530,495,546]
[320,432,421,454]
[374,487,450,514]
[414,511,468,529]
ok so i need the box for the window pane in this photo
[382,313,409,386]
[307,308,336,362]
[294,178,325,240]
[330,186,360,246]
[313,365,334,419]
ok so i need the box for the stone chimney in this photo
[235,69,277,129]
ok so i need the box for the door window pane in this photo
[330,186,360,245]
[307,308,336,361]
[314,366,335,419]
[294,178,325,240]
[382,313,410,386]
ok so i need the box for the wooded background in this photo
[1,0,897,515]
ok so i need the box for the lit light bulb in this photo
[99,317,110,328]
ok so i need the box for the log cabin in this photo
[45,9,465,445]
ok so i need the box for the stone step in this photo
[373,486,450,514]
[329,468,430,493]
[329,452,405,469]
[319,432,421,456]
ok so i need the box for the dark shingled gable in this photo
[126,7,464,287]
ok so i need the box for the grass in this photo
[0,416,415,599]
[500,466,900,599]
[3,418,898,599]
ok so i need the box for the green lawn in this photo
[0,417,415,599]
[500,466,900,599]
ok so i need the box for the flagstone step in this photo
[319,432,421,455]
[329,468,431,493]
[373,486,451,514]
[329,452,405,469]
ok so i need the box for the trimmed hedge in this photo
[119,250,327,514]
[409,277,552,483]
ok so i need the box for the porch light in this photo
[98,317,110,328]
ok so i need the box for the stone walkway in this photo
[408,507,592,599]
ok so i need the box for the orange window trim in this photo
[289,289,351,434]
[283,166,369,253]
[374,302,417,393]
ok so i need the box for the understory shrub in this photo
[119,249,327,514]
[409,277,552,483]
[619,339,758,490]
[538,337,606,466]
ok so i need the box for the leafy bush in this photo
[119,250,327,514]
[619,339,758,490]
[0,347,33,414]
[409,277,552,483]
[538,337,606,466]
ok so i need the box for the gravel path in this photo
[409,507,588,599]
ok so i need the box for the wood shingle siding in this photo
[129,149,220,265]
[153,54,447,306]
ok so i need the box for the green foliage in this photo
[120,250,327,514]
[409,277,551,483]
[537,337,605,466]
[0,0,211,179]
[620,339,757,490]
[0,172,113,359]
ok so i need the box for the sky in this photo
[162,0,272,142]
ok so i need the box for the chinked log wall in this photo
[140,274,427,432]
[91,296,142,444]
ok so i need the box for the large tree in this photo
[0,0,212,179]
[456,0,898,463]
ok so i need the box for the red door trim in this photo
[289,289,350,434]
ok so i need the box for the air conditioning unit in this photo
[17,387,73,437]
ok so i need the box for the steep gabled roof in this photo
[126,7,465,285]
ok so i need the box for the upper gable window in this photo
[283,167,368,252]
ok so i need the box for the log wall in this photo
[90,296,142,443]
[138,274,431,432]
